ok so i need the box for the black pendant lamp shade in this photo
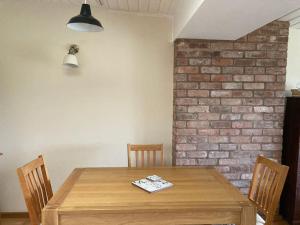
[67,3,103,32]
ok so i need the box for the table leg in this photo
[241,205,256,225]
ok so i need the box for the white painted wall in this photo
[286,27,300,90]
[0,1,173,211]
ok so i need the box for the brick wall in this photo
[173,21,289,193]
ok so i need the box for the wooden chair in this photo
[248,156,289,225]
[17,155,53,225]
[127,144,164,167]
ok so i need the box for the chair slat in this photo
[127,144,164,168]
[17,155,53,225]
[141,151,145,167]
[248,156,289,225]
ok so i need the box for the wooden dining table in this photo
[42,167,256,225]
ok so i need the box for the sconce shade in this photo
[67,4,103,32]
[63,54,79,67]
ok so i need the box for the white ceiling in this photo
[3,0,300,40]
[177,0,300,40]
[33,0,176,16]
[280,8,300,28]
[100,0,174,15]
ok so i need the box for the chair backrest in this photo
[17,155,53,225]
[248,156,289,225]
[127,144,164,168]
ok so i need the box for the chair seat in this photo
[256,213,265,225]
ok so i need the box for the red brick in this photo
[187,90,209,97]
[230,136,251,143]
[201,66,221,74]
[232,91,253,98]
[234,43,256,50]
[197,143,219,150]
[252,136,272,143]
[263,129,283,136]
[176,98,198,105]
[176,113,197,120]
[175,106,187,112]
[234,59,256,66]
[267,51,287,59]
[264,98,284,106]
[200,82,222,89]
[245,51,266,58]
[176,159,196,166]
[241,144,261,150]
[257,43,278,50]
[221,98,242,105]
[220,144,238,151]
[253,121,274,129]
[243,113,263,121]
[222,67,244,74]
[211,42,233,50]
[265,83,285,90]
[198,98,220,105]
[176,82,198,89]
[275,106,285,113]
[262,144,282,151]
[256,59,278,67]
[174,74,187,81]
[187,121,209,128]
[176,128,197,135]
[219,159,239,165]
[188,106,209,113]
[255,75,276,82]
[176,144,197,151]
[198,129,219,136]
[211,90,232,97]
[188,74,210,81]
[175,90,186,97]
[176,66,199,74]
[242,129,262,136]
[220,129,240,136]
[254,106,274,113]
[247,35,268,42]
[222,82,243,89]
[233,75,254,82]
[186,151,207,158]
[242,98,263,105]
[221,114,241,120]
[245,67,265,74]
[232,121,253,128]
[198,113,220,120]
[254,91,275,98]
[221,51,243,58]
[210,106,231,113]
[212,58,233,66]
[175,121,186,128]
[232,106,253,113]
[176,58,188,66]
[210,121,232,128]
[211,75,232,82]
[189,58,211,65]
[266,67,286,75]
[197,159,218,165]
[209,151,229,158]
[209,136,229,143]
[244,83,265,90]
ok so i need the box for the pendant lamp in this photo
[67,0,103,32]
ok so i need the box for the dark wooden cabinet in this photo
[280,97,300,225]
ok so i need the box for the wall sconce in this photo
[63,45,79,67]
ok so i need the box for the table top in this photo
[45,167,251,213]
